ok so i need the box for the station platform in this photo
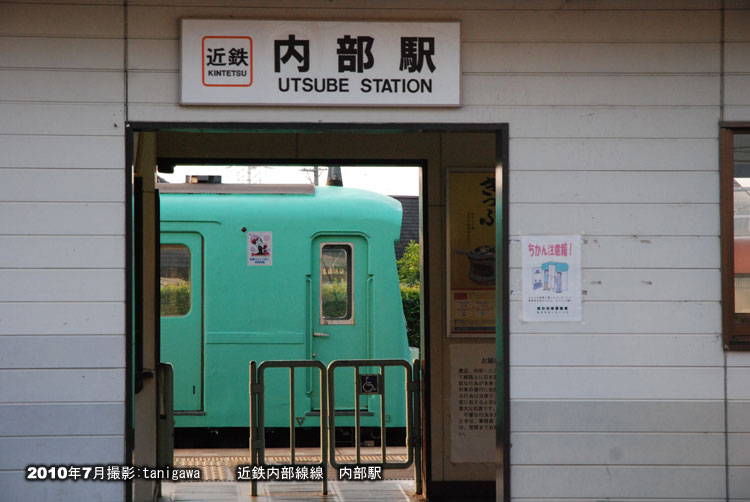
[159,447,420,502]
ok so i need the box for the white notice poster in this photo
[450,343,496,463]
[521,235,582,322]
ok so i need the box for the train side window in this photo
[160,244,191,316]
[722,127,750,349]
[320,243,353,324]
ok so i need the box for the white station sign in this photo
[180,19,460,106]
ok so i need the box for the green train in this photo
[158,181,418,437]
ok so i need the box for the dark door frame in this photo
[124,122,510,502]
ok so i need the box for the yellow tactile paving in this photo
[174,454,408,482]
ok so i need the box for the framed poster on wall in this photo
[447,169,497,337]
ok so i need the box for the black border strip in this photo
[124,126,133,502]
[500,125,511,502]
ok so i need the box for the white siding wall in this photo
[125,1,734,499]
[0,2,126,501]
[4,0,749,500]
[502,3,724,501]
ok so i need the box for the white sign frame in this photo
[180,19,460,106]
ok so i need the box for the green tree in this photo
[397,241,420,286]
[397,241,421,347]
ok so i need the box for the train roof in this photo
[158,184,404,238]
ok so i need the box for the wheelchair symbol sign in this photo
[358,374,381,395]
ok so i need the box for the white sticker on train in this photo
[248,231,273,266]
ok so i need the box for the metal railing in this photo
[249,358,422,496]
[250,360,329,496]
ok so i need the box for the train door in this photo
[160,232,203,411]
[311,235,369,411]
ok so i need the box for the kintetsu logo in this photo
[202,36,253,87]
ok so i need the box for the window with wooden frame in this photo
[722,125,750,350]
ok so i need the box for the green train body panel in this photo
[159,186,414,429]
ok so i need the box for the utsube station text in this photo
[277,77,433,94]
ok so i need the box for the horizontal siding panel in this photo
[511,466,725,498]
[510,171,718,204]
[0,436,123,469]
[727,352,750,367]
[0,37,123,70]
[127,5,467,38]
[130,72,720,107]
[126,7,719,42]
[0,369,124,403]
[0,4,124,38]
[0,203,124,235]
[728,368,750,399]
[0,169,124,202]
[0,472,123,502]
[0,403,124,436]
[0,70,124,103]
[511,400,724,433]
[505,106,720,139]
[509,269,720,302]
[464,75,719,106]
[463,9,720,43]
[730,467,750,499]
[509,236,720,269]
[729,401,750,433]
[511,367,723,400]
[510,334,723,367]
[464,42,719,74]
[726,10,750,42]
[510,203,719,236]
[726,43,750,72]
[0,135,124,169]
[0,270,124,302]
[128,105,720,139]
[127,71,175,103]
[128,39,178,70]
[0,303,124,335]
[510,138,718,171]
[0,336,123,369]
[724,105,750,121]
[0,104,123,136]
[726,75,750,105]
[510,301,720,334]
[511,432,724,465]
[0,236,123,268]
[729,433,750,465]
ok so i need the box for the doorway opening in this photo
[126,125,508,501]
[158,162,422,452]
